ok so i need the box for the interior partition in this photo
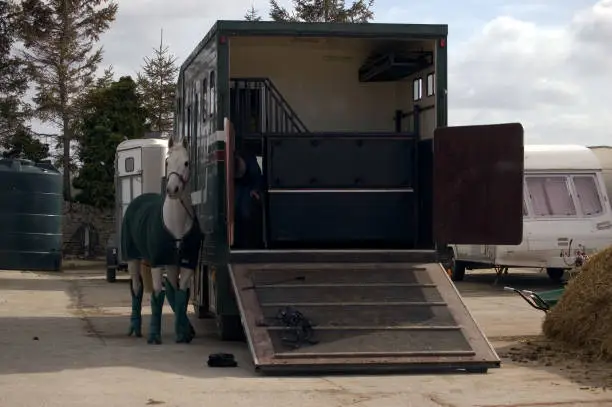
[266,133,417,248]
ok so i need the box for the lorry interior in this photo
[227,35,437,250]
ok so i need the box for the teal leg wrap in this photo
[164,277,195,340]
[147,290,165,345]
[174,288,194,343]
[128,279,143,337]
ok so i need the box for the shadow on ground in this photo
[455,269,564,298]
[0,313,254,378]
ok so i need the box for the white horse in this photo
[121,135,202,344]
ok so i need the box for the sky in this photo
[30,0,612,146]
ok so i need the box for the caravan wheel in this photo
[546,268,564,282]
[445,248,466,282]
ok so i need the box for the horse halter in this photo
[165,162,194,222]
[165,147,191,192]
[166,170,189,187]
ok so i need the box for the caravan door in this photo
[116,147,144,263]
[117,147,144,216]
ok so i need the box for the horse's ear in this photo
[168,137,174,149]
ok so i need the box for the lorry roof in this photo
[180,20,448,75]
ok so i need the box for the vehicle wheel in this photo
[216,315,245,342]
[106,267,117,283]
[450,252,467,282]
[546,268,564,282]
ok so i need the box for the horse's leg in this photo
[175,267,196,343]
[163,265,179,313]
[147,267,165,345]
[127,259,143,337]
[163,265,196,342]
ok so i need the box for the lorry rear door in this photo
[433,123,524,245]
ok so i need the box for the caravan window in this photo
[573,175,603,216]
[526,176,577,217]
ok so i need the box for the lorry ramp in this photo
[229,256,500,374]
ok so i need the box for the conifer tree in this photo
[269,0,374,23]
[0,0,30,141]
[136,31,179,133]
[17,0,118,199]
[245,4,262,21]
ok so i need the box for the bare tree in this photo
[17,0,118,199]
[136,30,179,133]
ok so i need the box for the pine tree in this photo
[269,0,374,23]
[0,0,30,141]
[245,4,262,21]
[136,31,179,133]
[16,0,118,200]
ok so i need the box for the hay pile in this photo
[542,245,612,361]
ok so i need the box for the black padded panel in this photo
[267,135,416,189]
[267,191,415,244]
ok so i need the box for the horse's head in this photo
[165,136,190,199]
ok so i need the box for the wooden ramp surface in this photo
[229,262,500,374]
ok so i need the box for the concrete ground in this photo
[0,264,611,407]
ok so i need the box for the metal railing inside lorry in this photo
[230,78,308,137]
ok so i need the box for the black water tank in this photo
[0,158,63,271]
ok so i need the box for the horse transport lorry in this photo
[176,20,525,374]
[447,145,612,282]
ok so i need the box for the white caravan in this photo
[106,137,169,282]
[448,145,612,282]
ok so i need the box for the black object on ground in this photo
[207,353,238,368]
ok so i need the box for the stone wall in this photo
[62,201,115,258]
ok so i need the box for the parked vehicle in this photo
[447,145,612,282]
[174,20,525,374]
[105,136,168,282]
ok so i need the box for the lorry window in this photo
[573,175,603,216]
[186,106,192,144]
[202,78,208,120]
[413,77,422,101]
[426,73,435,96]
[526,176,577,217]
[209,70,215,117]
